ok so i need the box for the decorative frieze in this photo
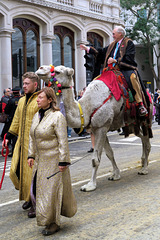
[16,0,123,24]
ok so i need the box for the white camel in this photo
[36,65,152,192]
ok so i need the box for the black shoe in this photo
[8,153,13,157]
[28,206,36,218]
[22,201,32,210]
[88,148,94,153]
[119,132,125,136]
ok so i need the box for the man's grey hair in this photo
[115,26,126,36]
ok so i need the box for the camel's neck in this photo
[61,87,82,128]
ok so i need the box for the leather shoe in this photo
[28,206,36,218]
[119,132,125,136]
[22,201,32,210]
[139,105,148,116]
[88,148,94,153]
[42,223,60,236]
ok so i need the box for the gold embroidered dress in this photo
[28,109,77,226]
[9,93,39,201]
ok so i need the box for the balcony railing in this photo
[57,0,73,6]
[90,2,102,14]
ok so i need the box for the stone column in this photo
[76,40,88,92]
[0,29,14,96]
[41,35,56,65]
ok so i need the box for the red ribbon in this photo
[0,133,9,190]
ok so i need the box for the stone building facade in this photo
[0,0,123,97]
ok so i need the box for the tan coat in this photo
[9,92,39,201]
[28,109,77,226]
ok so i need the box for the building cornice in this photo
[15,0,123,25]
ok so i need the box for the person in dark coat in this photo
[80,26,149,116]
[2,86,21,156]
[0,88,11,113]
[0,88,11,139]
[153,88,159,122]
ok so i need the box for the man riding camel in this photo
[80,26,149,116]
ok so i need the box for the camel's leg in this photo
[138,133,151,175]
[104,136,121,181]
[80,127,107,192]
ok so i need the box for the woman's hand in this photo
[28,158,34,168]
[59,166,68,172]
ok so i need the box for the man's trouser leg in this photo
[130,73,147,116]
[158,105,160,125]
[156,103,159,120]
[130,73,142,104]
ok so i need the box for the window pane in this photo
[97,40,102,48]
[64,36,72,68]
[12,28,23,87]
[26,30,37,72]
[52,35,61,66]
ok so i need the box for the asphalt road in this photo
[0,123,160,240]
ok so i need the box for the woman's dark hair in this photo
[38,87,60,112]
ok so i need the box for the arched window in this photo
[86,32,103,84]
[52,26,74,69]
[52,34,61,66]
[87,32,103,48]
[12,28,23,87]
[26,30,37,72]
[12,18,40,88]
[64,36,72,68]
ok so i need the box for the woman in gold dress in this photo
[27,87,77,236]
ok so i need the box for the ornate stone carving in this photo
[19,0,123,25]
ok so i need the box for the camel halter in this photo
[77,101,84,134]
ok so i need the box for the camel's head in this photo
[36,65,74,87]
[35,65,52,84]
[54,65,74,87]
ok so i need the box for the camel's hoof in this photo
[108,175,121,181]
[138,168,148,175]
[80,183,96,192]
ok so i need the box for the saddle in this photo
[95,65,153,138]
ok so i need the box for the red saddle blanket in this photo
[96,66,128,101]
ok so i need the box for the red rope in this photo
[90,93,112,120]
[0,133,9,190]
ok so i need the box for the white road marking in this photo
[110,142,160,147]
[0,159,159,208]
[0,199,19,207]
[0,160,11,167]
[119,136,139,142]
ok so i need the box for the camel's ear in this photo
[66,68,74,77]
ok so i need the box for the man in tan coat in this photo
[2,72,39,218]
